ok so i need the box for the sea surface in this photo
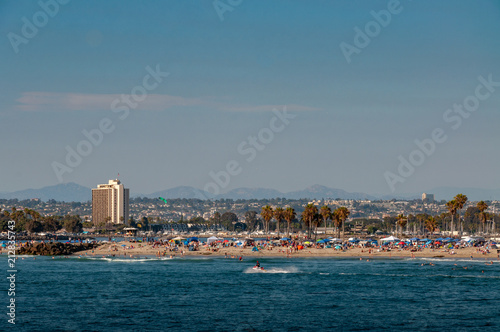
[2,255,499,331]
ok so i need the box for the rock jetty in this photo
[17,242,99,256]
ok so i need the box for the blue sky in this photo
[1,0,500,196]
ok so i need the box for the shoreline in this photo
[72,241,500,260]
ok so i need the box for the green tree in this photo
[43,216,60,232]
[64,216,83,233]
[397,214,407,238]
[211,211,221,227]
[244,210,258,231]
[284,207,296,237]
[335,207,350,243]
[454,194,468,236]
[446,200,458,235]
[25,219,41,234]
[274,207,285,237]
[477,201,488,234]
[220,212,238,230]
[425,216,437,234]
[301,204,317,239]
[261,205,274,235]
[320,205,331,236]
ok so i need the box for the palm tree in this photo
[332,209,341,239]
[284,207,296,238]
[425,216,437,234]
[312,213,322,241]
[454,194,468,236]
[261,205,274,235]
[446,200,457,235]
[397,214,407,238]
[301,204,317,239]
[274,207,285,237]
[320,205,331,236]
[335,207,350,243]
[477,201,488,234]
[212,211,221,228]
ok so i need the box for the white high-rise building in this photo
[92,179,129,225]
[422,193,434,203]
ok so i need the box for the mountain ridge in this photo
[1,183,499,202]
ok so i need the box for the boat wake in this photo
[408,258,497,263]
[81,257,173,263]
[243,266,300,274]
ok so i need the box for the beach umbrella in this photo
[335,245,342,250]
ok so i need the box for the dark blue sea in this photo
[2,255,499,331]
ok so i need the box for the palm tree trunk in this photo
[342,221,345,244]
[451,215,454,236]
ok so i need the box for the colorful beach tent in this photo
[207,236,220,245]
[380,236,399,242]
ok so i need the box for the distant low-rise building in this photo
[92,179,129,225]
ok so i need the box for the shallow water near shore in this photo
[3,256,500,331]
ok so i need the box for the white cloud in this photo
[15,92,205,112]
[15,91,321,112]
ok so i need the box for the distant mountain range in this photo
[1,183,499,202]
[0,183,92,202]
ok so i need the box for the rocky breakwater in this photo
[17,242,99,256]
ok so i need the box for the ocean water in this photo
[2,255,499,331]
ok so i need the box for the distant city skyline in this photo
[1,1,500,195]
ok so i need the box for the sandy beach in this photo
[75,241,500,260]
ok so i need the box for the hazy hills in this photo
[1,183,498,202]
[0,183,92,202]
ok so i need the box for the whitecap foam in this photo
[82,257,171,263]
[243,266,301,274]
